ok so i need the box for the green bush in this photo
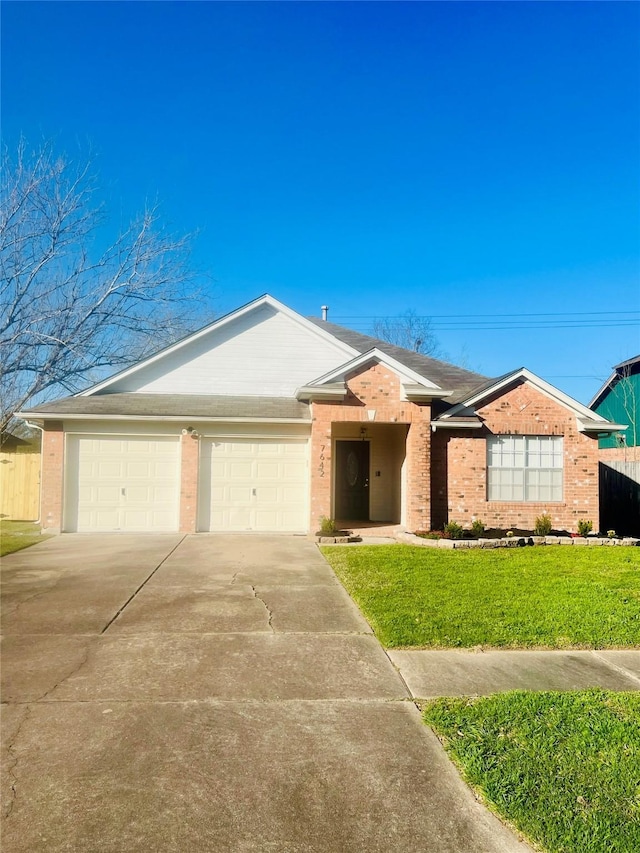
[443,520,464,540]
[577,519,593,537]
[471,518,485,537]
[534,513,553,536]
[318,516,338,535]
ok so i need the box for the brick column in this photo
[40,421,64,532]
[309,403,333,534]
[405,408,431,531]
[179,432,199,533]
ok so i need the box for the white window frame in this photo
[487,435,563,502]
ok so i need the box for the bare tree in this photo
[372,309,442,356]
[0,138,210,434]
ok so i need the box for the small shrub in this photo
[318,516,338,535]
[534,513,553,536]
[577,519,593,537]
[443,520,464,540]
[471,518,485,537]
[607,529,616,539]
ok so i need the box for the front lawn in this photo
[321,545,640,648]
[423,690,640,853]
[0,520,51,556]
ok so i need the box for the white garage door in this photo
[66,435,180,532]
[199,438,308,532]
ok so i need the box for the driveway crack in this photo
[250,585,275,633]
[3,704,32,820]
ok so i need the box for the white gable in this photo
[101,300,357,397]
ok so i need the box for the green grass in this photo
[0,520,51,556]
[423,690,640,853]
[321,545,640,648]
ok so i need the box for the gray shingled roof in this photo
[307,317,490,403]
[22,394,311,420]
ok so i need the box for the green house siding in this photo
[594,371,639,449]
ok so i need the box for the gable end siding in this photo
[104,304,355,397]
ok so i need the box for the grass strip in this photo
[321,545,640,648]
[423,690,640,853]
[1,520,51,556]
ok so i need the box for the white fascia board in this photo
[445,368,609,425]
[18,412,310,425]
[403,385,453,401]
[577,419,627,433]
[296,384,347,402]
[305,348,443,390]
[78,294,358,397]
[431,420,483,431]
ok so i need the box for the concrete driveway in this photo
[1,534,531,852]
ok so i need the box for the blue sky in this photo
[3,1,639,403]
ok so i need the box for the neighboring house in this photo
[18,295,620,535]
[589,355,639,462]
[589,355,640,536]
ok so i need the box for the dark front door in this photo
[335,440,370,520]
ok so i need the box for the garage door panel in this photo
[66,435,180,532]
[199,437,308,532]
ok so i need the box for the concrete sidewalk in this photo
[1,534,532,853]
[389,648,640,699]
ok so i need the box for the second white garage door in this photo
[199,437,308,532]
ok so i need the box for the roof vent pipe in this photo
[321,305,329,321]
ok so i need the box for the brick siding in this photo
[309,362,431,532]
[436,382,600,533]
[179,432,199,532]
[40,421,64,531]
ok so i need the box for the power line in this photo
[330,310,639,320]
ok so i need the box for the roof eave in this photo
[295,384,348,402]
[403,385,454,402]
[17,412,311,425]
[431,419,484,430]
[577,419,627,434]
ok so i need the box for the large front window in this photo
[487,435,563,502]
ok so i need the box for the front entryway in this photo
[334,440,370,520]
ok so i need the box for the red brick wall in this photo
[436,382,600,533]
[179,432,199,533]
[40,421,64,531]
[309,362,431,532]
[599,445,640,463]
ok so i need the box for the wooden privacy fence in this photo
[0,442,41,521]
[599,461,640,537]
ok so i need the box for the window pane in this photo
[488,435,563,502]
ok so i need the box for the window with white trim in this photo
[487,435,563,502]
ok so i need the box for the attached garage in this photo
[198,436,309,532]
[64,435,181,532]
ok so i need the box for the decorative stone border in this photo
[315,535,363,544]
[396,531,640,549]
